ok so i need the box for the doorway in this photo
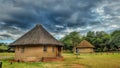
[57,47,61,57]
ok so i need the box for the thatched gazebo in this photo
[9,24,63,62]
[75,40,94,53]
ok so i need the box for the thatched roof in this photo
[9,24,63,46]
[76,40,94,48]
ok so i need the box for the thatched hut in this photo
[75,40,94,53]
[9,24,63,62]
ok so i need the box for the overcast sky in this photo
[0,0,120,43]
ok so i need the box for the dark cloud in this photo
[0,0,120,43]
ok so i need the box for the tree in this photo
[109,30,120,51]
[0,43,8,50]
[60,31,81,51]
[85,31,95,44]
[82,31,111,52]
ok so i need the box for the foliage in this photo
[0,43,8,50]
[60,31,81,50]
[60,30,120,52]
[109,30,120,50]
[84,31,111,52]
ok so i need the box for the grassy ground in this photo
[0,52,120,68]
[0,53,14,56]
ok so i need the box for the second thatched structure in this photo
[75,40,94,53]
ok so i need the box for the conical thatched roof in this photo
[9,24,63,46]
[76,40,94,48]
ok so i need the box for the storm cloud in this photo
[0,0,120,43]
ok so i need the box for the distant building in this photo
[9,24,63,62]
[75,40,94,53]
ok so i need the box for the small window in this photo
[52,46,54,52]
[21,47,25,53]
[43,45,47,52]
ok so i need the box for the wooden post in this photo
[76,48,79,59]
[0,62,2,68]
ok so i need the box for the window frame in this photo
[43,45,47,52]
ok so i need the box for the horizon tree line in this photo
[60,30,120,52]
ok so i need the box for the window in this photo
[52,46,54,52]
[21,47,25,53]
[43,45,47,52]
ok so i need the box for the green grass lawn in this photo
[0,53,14,56]
[0,52,120,68]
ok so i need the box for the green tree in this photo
[0,43,8,50]
[60,31,81,51]
[82,31,111,52]
[109,30,120,51]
